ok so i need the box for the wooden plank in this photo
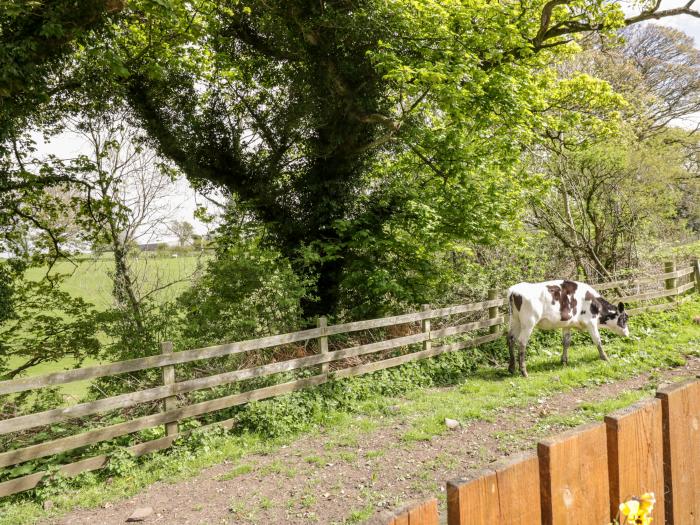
[324,298,505,337]
[538,422,610,525]
[446,452,540,525]
[422,305,431,353]
[0,417,238,498]
[0,331,429,434]
[677,280,696,294]
[693,259,700,294]
[161,341,178,437]
[428,317,502,339]
[332,333,502,381]
[665,261,677,293]
[626,301,679,315]
[605,398,665,524]
[407,499,439,525]
[0,298,505,396]
[656,379,700,525]
[371,500,439,525]
[488,289,499,335]
[318,316,329,375]
[0,326,325,395]
[0,333,502,467]
[595,266,695,291]
[612,286,683,304]
[1,317,504,435]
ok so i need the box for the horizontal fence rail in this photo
[0,261,697,498]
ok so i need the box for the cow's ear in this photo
[618,302,625,313]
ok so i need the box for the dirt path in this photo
[47,358,700,525]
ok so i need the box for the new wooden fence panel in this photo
[446,452,540,525]
[656,379,700,525]
[369,499,440,525]
[605,398,665,524]
[538,422,610,525]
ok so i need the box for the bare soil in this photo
[46,358,700,525]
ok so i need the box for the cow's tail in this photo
[506,287,513,322]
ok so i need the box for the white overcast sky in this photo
[34,3,700,243]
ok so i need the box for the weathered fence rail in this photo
[0,261,697,498]
[387,378,700,525]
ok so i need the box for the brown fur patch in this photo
[559,280,578,321]
[512,293,523,311]
[546,285,561,305]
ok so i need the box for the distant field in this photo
[652,238,700,260]
[24,254,206,310]
[8,254,206,396]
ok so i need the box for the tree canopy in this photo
[2,0,699,316]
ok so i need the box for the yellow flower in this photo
[639,492,655,514]
[618,493,655,525]
[620,499,640,519]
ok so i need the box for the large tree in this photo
[3,0,699,316]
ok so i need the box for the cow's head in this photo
[600,302,629,337]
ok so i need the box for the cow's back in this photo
[509,280,599,330]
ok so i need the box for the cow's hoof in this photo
[560,359,568,366]
[508,365,516,375]
[520,369,528,378]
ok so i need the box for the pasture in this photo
[1,296,698,524]
[24,255,204,310]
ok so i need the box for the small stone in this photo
[103,502,113,509]
[42,500,53,511]
[445,418,460,430]
[126,507,153,522]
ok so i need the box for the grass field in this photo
[24,254,205,310]
[7,254,205,394]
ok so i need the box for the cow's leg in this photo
[561,328,571,365]
[517,325,535,378]
[507,322,520,375]
[587,324,609,362]
[507,331,517,374]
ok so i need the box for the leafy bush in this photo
[176,237,308,350]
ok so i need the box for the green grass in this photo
[1,297,699,525]
[216,463,254,481]
[652,239,700,260]
[24,255,203,310]
[397,299,699,442]
[7,255,204,397]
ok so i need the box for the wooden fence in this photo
[384,378,700,525]
[0,261,698,499]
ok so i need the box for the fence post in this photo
[656,379,700,525]
[446,452,540,525]
[665,260,677,298]
[422,304,431,352]
[605,399,665,524]
[160,341,178,437]
[317,316,329,375]
[488,288,499,334]
[538,422,610,525]
[693,258,700,294]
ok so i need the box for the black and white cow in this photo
[507,280,629,377]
